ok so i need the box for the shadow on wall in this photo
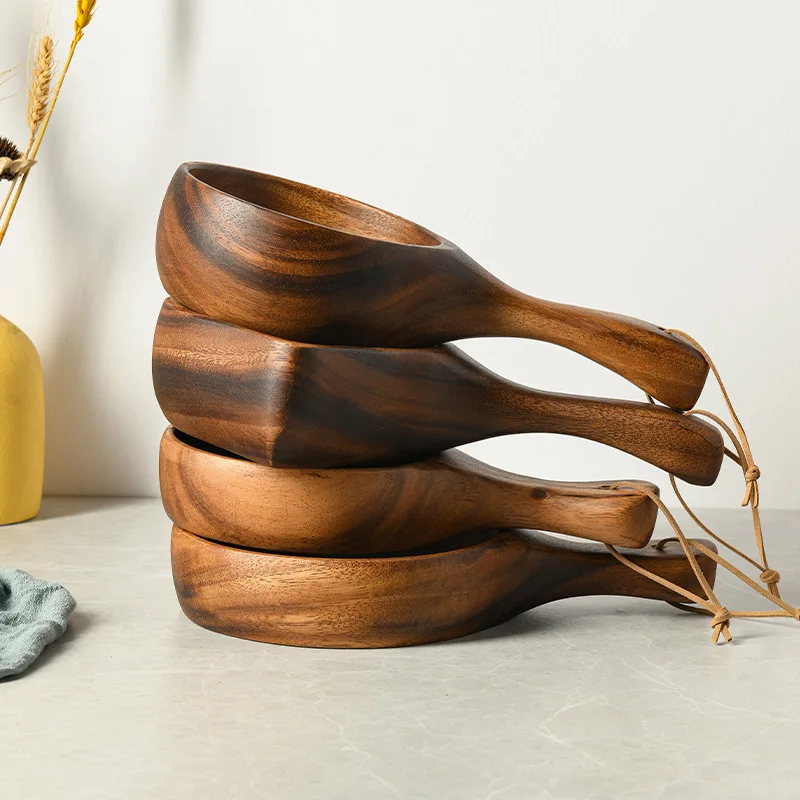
[39,0,197,495]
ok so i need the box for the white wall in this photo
[1,0,798,507]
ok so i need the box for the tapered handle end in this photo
[500,294,710,411]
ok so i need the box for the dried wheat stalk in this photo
[75,0,98,41]
[27,35,55,151]
[0,1,99,246]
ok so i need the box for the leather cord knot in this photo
[710,607,732,644]
[760,569,780,588]
[742,464,761,508]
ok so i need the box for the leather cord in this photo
[605,331,798,644]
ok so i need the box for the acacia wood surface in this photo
[156,162,709,411]
[153,300,724,484]
[172,525,718,648]
[160,426,660,553]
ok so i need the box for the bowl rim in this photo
[180,161,446,250]
[172,522,508,565]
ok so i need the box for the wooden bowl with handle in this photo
[157,162,708,411]
[172,526,718,648]
[160,426,660,554]
[153,299,724,484]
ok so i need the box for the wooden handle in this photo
[492,478,658,548]
[496,291,709,411]
[453,452,657,548]
[496,385,724,486]
[518,532,718,610]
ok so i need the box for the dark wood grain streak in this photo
[153,300,725,484]
[171,526,718,648]
[156,162,709,411]
[160,427,660,553]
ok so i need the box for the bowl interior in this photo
[190,165,440,247]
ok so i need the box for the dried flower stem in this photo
[0,181,16,228]
[0,1,97,246]
[0,138,31,181]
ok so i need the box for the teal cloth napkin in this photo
[0,568,75,679]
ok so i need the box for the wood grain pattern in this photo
[172,525,718,648]
[160,426,660,553]
[156,162,709,411]
[153,300,724,484]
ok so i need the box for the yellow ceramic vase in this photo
[0,315,44,524]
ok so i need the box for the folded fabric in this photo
[0,568,76,679]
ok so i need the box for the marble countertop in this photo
[2,498,799,799]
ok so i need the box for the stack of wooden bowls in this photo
[153,162,724,648]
